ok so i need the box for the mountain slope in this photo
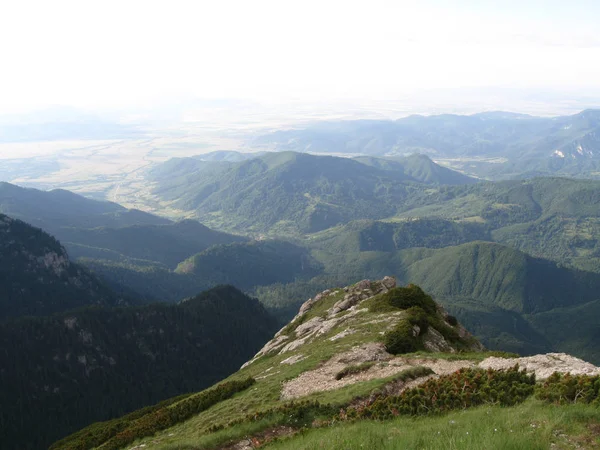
[0,182,169,231]
[149,151,430,233]
[263,240,600,359]
[176,240,322,289]
[55,279,600,450]
[307,218,490,254]
[354,153,477,185]
[0,213,129,318]
[58,219,247,268]
[0,285,278,450]
[400,241,600,314]
[253,110,600,179]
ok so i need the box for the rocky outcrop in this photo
[479,353,600,380]
[280,349,600,400]
[243,276,480,368]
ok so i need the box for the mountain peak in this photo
[243,277,483,373]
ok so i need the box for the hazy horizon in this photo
[1,0,600,116]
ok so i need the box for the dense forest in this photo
[0,285,277,449]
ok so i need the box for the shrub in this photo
[338,366,535,421]
[383,307,429,355]
[382,285,438,315]
[446,315,458,326]
[335,362,376,380]
[536,372,600,405]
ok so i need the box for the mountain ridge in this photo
[54,278,600,450]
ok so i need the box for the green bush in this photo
[383,307,429,354]
[446,315,458,326]
[536,372,600,405]
[338,366,535,421]
[382,285,438,315]
[335,362,376,380]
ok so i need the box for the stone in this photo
[294,317,324,338]
[382,276,396,289]
[422,327,455,353]
[280,354,306,365]
[479,353,600,380]
[279,336,311,354]
[356,279,371,290]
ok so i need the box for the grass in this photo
[265,399,600,450]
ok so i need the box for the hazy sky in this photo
[1,0,600,113]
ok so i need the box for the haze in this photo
[1,0,600,114]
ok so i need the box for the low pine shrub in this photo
[338,366,535,421]
[383,307,429,354]
[383,285,438,315]
[446,315,458,326]
[536,372,600,405]
[335,362,376,380]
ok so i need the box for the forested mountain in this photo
[0,182,168,231]
[81,240,321,303]
[176,240,322,288]
[0,213,129,318]
[353,153,477,185]
[59,219,247,268]
[253,110,600,179]
[257,240,600,361]
[392,177,600,272]
[307,218,490,254]
[147,151,475,233]
[0,285,277,450]
[53,279,600,450]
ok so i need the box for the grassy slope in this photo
[103,287,496,450]
[265,399,600,450]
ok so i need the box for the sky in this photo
[1,0,600,114]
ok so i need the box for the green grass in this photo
[265,399,600,450]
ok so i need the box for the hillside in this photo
[307,218,490,254]
[147,151,473,234]
[175,240,322,289]
[259,240,600,360]
[77,240,322,304]
[0,182,168,232]
[55,279,600,450]
[0,285,278,450]
[354,153,478,185]
[253,110,600,180]
[58,219,247,268]
[0,213,130,318]
[391,177,600,272]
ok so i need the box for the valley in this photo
[2,110,600,449]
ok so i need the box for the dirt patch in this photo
[588,423,600,437]
[281,343,475,400]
